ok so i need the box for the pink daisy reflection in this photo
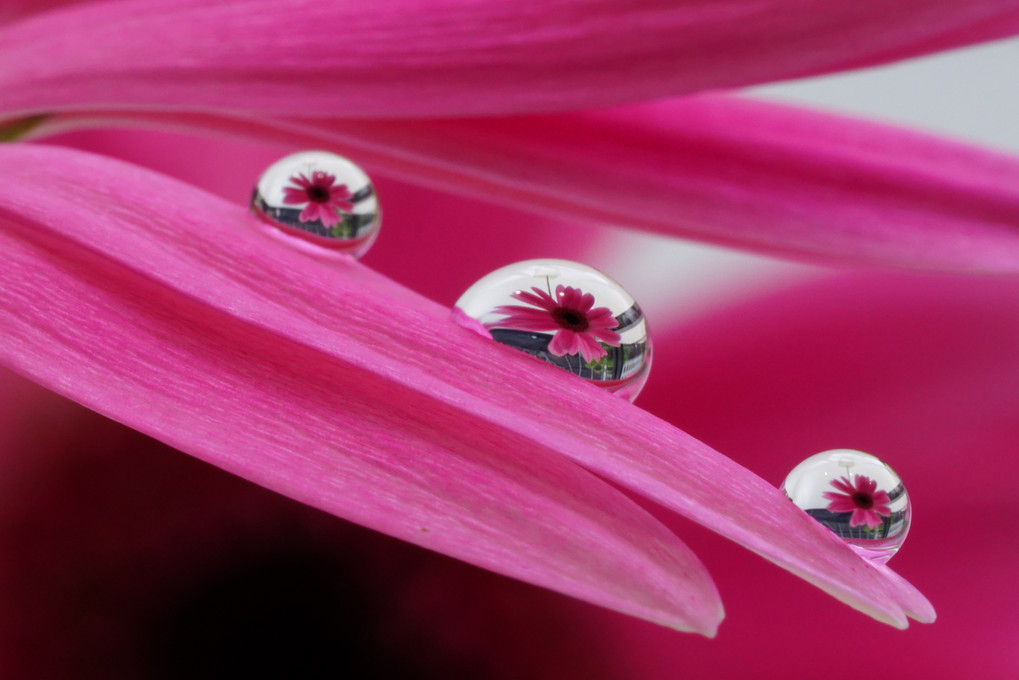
[823,475,892,530]
[492,285,621,362]
[282,170,354,228]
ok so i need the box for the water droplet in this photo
[782,449,910,563]
[455,259,651,401]
[250,151,380,258]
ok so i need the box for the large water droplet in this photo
[782,449,910,563]
[251,151,380,258]
[455,259,651,401]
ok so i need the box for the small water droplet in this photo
[250,151,380,258]
[782,449,910,563]
[455,259,651,401]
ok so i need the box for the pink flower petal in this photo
[299,202,334,225]
[557,286,594,314]
[2,1,1019,118]
[574,333,606,363]
[824,495,859,514]
[305,97,1019,272]
[512,287,557,311]
[0,144,720,635]
[591,268,1019,671]
[586,308,621,332]
[281,186,309,205]
[589,327,622,346]
[0,0,79,24]
[35,95,1019,272]
[873,490,892,510]
[849,510,870,529]
[491,303,561,328]
[0,143,932,628]
[829,477,856,495]
[547,329,582,358]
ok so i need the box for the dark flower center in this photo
[551,306,589,332]
[306,185,331,203]
[852,492,874,509]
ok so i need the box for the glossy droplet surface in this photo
[782,449,910,563]
[455,259,651,401]
[251,151,380,258]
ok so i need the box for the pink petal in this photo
[849,509,874,529]
[316,206,342,228]
[0,366,631,677]
[3,1,1019,118]
[298,202,328,224]
[0,143,931,628]
[329,184,352,200]
[586,308,620,331]
[314,171,337,187]
[830,477,855,495]
[857,477,878,495]
[556,286,593,314]
[513,287,557,311]
[588,327,622,346]
[0,0,76,24]
[547,330,582,358]
[37,96,1019,272]
[593,268,1019,672]
[824,496,859,514]
[0,144,720,635]
[331,198,355,214]
[574,334,607,363]
[491,306,560,332]
[305,97,1019,272]
[451,306,494,339]
[281,186,309,205]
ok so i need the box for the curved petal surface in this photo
[0,366,629,679]
[0,156,723,635]
[598,270,1019,678]
[2,0,1019,117]
[0,0,80,23]
[33,94,1019,272]
[0,143,931,627]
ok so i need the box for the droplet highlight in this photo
[455,259,651,401]
[782,449,910,563]
[251,151,380,258]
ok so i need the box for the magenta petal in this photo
[0,144,720,635]
[37,96,1019,273]
[548,330,581,358]
[298,202,327,224]
[315,205,341,228]
[491,306,561,332]
[586,308,620,330]
[289,97,1019,272]
[574,334,606,363]
[330,184,353,200]
[3,1,1019,118]
[0,144,933,629]
[857,477,878,495]
[512,288,557,311]
[831,477,857,495]
[332,198,354,213]
[281,186,309,205]
[824,495,858,514]
[589,327,622,346]
[848,510,870,529]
